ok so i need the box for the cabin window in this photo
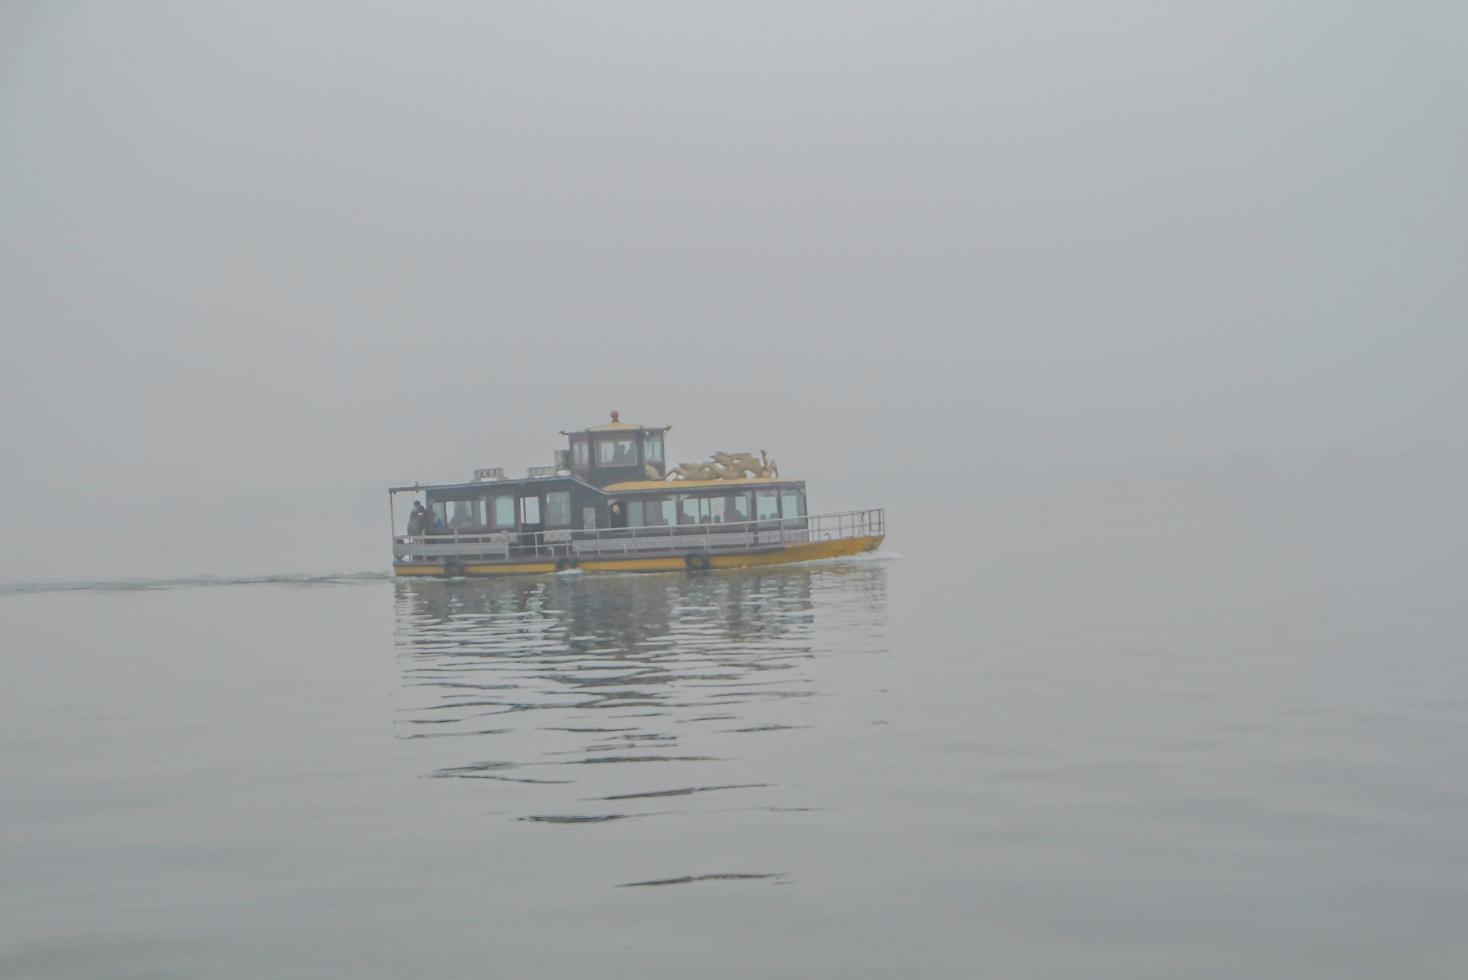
[431,501,448,530]
[650,496,675,526]
[642,433,663,464]
[572,439,589,467]
[679,496,731,524]
[678,496,700,525]
[756,490,780,521]
[520,496,542,524]
[448,499,484,529]
[597,438,636,465]
[728,492,752,523]
[490,495,515,528]
[545,491,571,527]
[629,496,674,527]
[780,490,806,519]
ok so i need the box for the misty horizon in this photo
[3,2,1465,581]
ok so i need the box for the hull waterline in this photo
[393,535,885,578]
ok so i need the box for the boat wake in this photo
[0,571,392,598]
[808,549,904,565]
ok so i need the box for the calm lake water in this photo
[3,492,1466,978]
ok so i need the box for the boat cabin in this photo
[406,413,808,540]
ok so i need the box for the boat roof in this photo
[603,477,798,493]
[562,411,671,434]
[389,475,801,496]
[387,475,592,495]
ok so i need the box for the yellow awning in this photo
[603,477,794,493]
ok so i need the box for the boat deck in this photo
[392,508,884,576]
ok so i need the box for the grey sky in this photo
[2,2,1464,579]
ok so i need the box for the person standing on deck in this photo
[404,501,429,560]
[407,502,428,536]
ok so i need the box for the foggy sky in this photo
[2,2,1465,580]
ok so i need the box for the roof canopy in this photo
[563,411,670,434]
[604,477,794,493]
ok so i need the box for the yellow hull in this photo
[393,535,884,578]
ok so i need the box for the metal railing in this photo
[392,508,884,562]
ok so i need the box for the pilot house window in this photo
[597,438,637,465]
[642,433,663,463]
[572,439,589,467]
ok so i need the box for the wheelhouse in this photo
[562,413,671,488]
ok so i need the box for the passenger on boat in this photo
[403,502,429,561]
[406,502,428,537]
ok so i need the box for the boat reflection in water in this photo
[392,562,889,838]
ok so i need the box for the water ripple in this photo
[393,564,890,852]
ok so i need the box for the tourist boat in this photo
[388,413,885,577]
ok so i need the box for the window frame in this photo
[545,490,571,527]
[728,491,752,524]
[677,495,701,525]
[705,495,727,523]
[596,437,636,465]
[642,432,664,464]
[447,498,484,529]
[649,496,675,527]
